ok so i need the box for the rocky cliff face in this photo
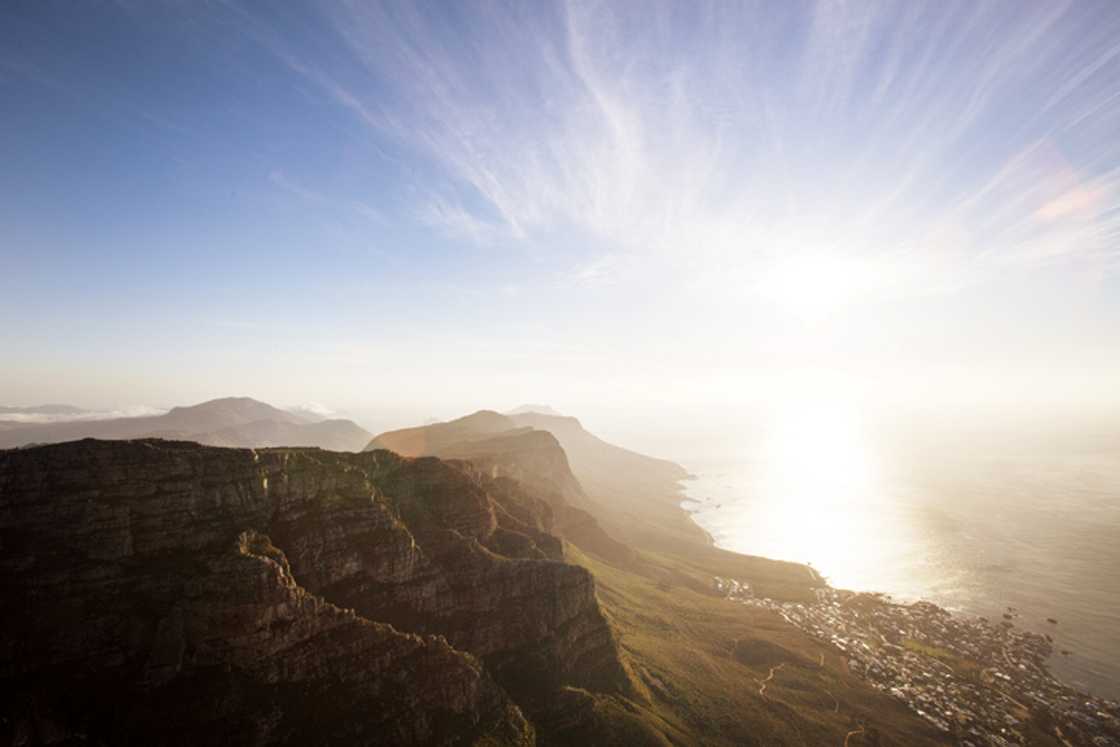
[366,427,636,568]
[504,413,688,496]
[434,429,587,507]
[0,439,630,745]
[367,411,515,459]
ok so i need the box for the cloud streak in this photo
[262,1,1120,301]
[269,169,385,224]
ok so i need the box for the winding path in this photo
[756,663,785,701]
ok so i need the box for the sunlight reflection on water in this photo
[700,400,925,593]
[680,401,1120,699]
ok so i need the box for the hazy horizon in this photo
[5,4,1120,741]
[5,393,1119,475]
[4,1,1120,414]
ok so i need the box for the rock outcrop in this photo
[0,439,630,745]
[366,420,637,567]
[367,410,515,459]
[435,429,586,507]
[504,413,688,497]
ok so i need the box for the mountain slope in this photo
[368,419,636,566]
[369,410,516,456]
[192,417,373,451]
[368,409,697,564]
[368,410,823,599]
[434,429,637,567]
[506,412,689,494]
[371,409,688,498]
[363,411,953,745]
[435,428,586,505]
[0,431,960,746]
[0,439,634,744]
[0,397,372,451]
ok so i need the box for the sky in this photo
[3,1,1120,424]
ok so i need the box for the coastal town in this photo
[714,578,1120,746]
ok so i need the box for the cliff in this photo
[0,439,630,745]
[504,412,689,496]
[367,424,635,568]
[368,411,515,457]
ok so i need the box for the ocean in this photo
[663,403,1120,700]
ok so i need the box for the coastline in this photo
[716,582,1120,745]
[673,475,828,586]
[677,476,719,546]
[675,473,1120,744]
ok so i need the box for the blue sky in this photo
[3,1,1120,418]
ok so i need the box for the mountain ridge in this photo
[0,439,634,744]
[0,404,964,745]
[359,409,954,745]
[368,416,638,567]
[0,397,372,451]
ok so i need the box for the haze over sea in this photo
[609,404,1120,701]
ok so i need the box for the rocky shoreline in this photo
[714,577,1120,745]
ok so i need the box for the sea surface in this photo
[670,403,1120,700]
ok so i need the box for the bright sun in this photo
[754,254,885,320]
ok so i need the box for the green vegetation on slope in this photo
[559,545,949,746]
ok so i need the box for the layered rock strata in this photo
[0,439,628,745]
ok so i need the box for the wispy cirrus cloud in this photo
[269,169,384,223]
[569,253,620,288]
[257,1,1120,303]
[419,196,506,244]
[269,169,323,203]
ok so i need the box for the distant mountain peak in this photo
[168,396,270,412]
[165,396,306,423]
[507,404,562,416]
[0,396,371,451]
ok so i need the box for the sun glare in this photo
[754,254,886,320]
[723,397,923,593]
[761,399,878,505]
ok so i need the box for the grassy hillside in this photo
[562,545,950,746]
